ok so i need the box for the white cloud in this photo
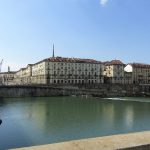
[100,0,108,6]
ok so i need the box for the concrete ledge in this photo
[119,144,150,150]
[10,131,150,150]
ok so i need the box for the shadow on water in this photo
[0,97,4,127]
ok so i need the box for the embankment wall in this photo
[0,84,149,97]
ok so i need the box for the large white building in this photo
[9,56,104,85]
[44,57,104,84]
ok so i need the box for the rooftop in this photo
[105,60,124,65]
[45,57,102,64]
[130,63,150,68]
[0,71,17,74]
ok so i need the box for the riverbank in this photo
[10,131,150,150]
[0,84,150,98]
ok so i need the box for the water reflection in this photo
[124,105,134,129]
[101,103,115,128]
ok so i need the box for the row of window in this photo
[49,62,100,67]
[53,79,100,84]
[50,72,99,75]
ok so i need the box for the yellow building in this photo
[104,60,125,84]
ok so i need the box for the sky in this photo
[0,0,150,71]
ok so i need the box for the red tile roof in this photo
[105,60,124,65]
[45,57,102,64]
[130,63,150,68]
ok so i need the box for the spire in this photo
[8,66,10,72]
[52,44,55,58]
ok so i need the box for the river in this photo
[0,96,150,149]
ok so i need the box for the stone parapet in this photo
[10,131,150,150]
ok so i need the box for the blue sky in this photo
[0,0,150,71]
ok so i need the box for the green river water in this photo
[0,96,150,150]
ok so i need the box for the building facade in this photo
[0,71,16,85]
[1,56,150,86]
[104,60,126,84]
[14,64,33,85]
[7,57,104,85]
[124,63,150,84]
[44,57,104,84]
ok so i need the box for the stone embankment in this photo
[11,131,150,150]
[0,84,149,97]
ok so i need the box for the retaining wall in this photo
[0,84,149,98]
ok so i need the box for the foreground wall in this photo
[0,84,149,98]
[11,131,150,150]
